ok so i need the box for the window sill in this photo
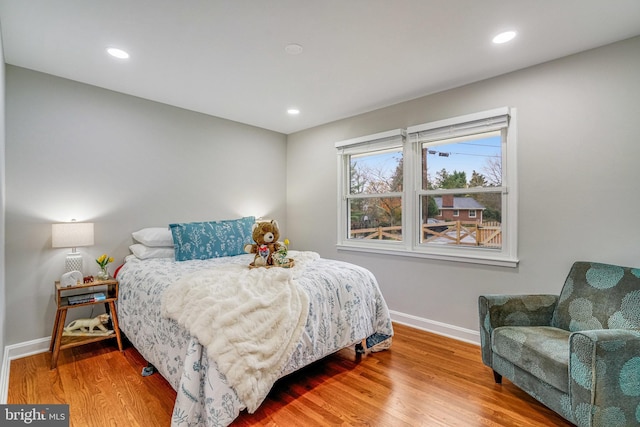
[336,243,519,268]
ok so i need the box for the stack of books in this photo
[67,292,106,305]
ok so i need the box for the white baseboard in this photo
[389,310,480,345]
[0,337,51,404]
[0,349,8,404]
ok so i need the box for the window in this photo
[336,108,518,267]
[335,129,405,244]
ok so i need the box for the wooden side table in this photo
[49,278,123,369]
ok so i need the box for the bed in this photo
[116,246,393,426]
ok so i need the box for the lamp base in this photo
[65,253,83,273]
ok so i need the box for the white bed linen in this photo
[116,252,393,426]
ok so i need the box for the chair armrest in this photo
[478,294,558,367]
[568,329,640,427]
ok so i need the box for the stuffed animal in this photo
[244,220,282,266]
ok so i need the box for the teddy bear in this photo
[244,220,282,266]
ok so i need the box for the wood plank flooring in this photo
[8,323,573,426]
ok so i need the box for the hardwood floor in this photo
[8,323,573,426]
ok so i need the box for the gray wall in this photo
[287,36,640,341]
[4,36,640,348]
[4,67,287,345]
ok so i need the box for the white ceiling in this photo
[1,1,639,134]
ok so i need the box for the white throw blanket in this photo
[161,251,318,412]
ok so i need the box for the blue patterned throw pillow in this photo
[169,216,255,261]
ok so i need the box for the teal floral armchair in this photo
[479,261,640,426]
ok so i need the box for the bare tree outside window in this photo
[348,148,402,240]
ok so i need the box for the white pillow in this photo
[129,244,174,260]
[131,227,174,247]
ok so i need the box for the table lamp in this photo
[52,220,94,273]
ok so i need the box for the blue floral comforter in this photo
[116,252,393,426]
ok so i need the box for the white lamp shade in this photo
[52,222,95,248]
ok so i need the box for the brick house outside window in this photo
[434,194,485,223]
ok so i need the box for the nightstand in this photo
[49,278,123,369]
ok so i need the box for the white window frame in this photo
[335,129,406,249]
[336,107,518,267]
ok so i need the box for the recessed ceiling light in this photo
[284,44,303,55]
[492,31,517,44]
[287,108,300,115]
[107,47,130,59]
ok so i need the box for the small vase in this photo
[96,267,109,281]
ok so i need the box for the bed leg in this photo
[355,338,367,354]
[493,370,502,384]
[141,363,156,377]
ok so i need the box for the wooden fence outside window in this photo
[349,221,502,248]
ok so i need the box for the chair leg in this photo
[493,370,502,384]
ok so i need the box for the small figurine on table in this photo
[63,314,114,336]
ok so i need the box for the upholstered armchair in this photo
[479,261,640,427]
